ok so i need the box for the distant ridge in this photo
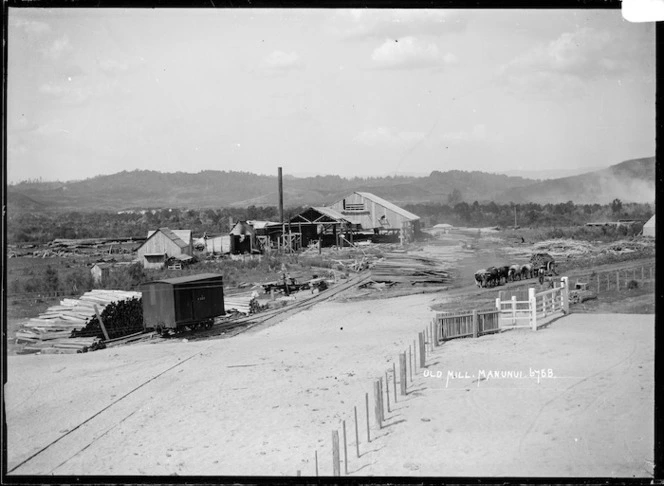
[7,157,654,212]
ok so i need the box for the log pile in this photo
[71,297,143,339]
[15,289,142,354]
[370,253,450,285]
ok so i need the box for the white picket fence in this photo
[496,277,570,331]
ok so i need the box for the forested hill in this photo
[7,156,654,212]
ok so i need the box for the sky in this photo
[7,8,656,183]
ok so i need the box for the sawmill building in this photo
[327,192,420,243]
[136,227,194,269]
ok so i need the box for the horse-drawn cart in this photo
[530,252,558,284]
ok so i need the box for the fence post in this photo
[511,296,517,325]
[378,378,385,423]
[472,309,478,338]
[413,340,417,371]
[373,381,382,428]
[399,353,407,395]
[641,266,644,283]
[315,450,319,476]
[432,319,438,347]
[529,288,537,331]
[561,276,569,313]
[354,406,360,458]
[616,271,620,290]
[332,430,341,477]
[409,345,413,381]
[385,371,390,413]
[419,332,426,368]
[365,393,370,442]
[597,273,600,292]
[495,297,501,310]
[392,362,397,402]
[650,267,653,283]
[342,420,348,475]
[607,273,610,290]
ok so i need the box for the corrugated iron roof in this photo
[156,227,189,249]
[313,206,350,222]
[355,192,420,221]
[247,220,281,229]
[147,228,191,248]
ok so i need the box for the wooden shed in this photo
[136,227,194,269]
[327,192,420,243]
[289,207,352,247]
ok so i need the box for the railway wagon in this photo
[140,273,225,333]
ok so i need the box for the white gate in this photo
[496,277,569,330]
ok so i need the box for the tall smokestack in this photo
[278,166,284,223]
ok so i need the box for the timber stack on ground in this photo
[370,253,450,285]
[14,289,142,354]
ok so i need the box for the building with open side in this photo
[327,191,420,243]
[289,206,355,248]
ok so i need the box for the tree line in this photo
[7,200,653,244]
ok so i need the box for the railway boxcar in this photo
[140,273,225,333]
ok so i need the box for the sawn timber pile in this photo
[14,289,142,354]
[371,253,450,285]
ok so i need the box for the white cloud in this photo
[41,35,72,60]
[260,50,304,73]
[355,127,426,147]
[498,26,648,95]
[371,37,456,70]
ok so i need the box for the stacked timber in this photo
[371,253,450,285]
[15,289,141,353]
[224,292,261,315]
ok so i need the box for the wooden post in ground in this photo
[641,266,644,284]
[315,450,318,476]
[633,267,636,282]
[365,392,370,442]
[511,296,517,325]
[616,271,620,290]
[650,267,653,283]
[419,332,426,368]
[597,273,600,292]
[94,304,110,341]
[373,381,382,429]
[399,353,407,395]
[529,288,537,331]
[472,309,478,338]
[392,362,397,402]
[297,470,301,476]
[409,345,413,380]
[385,371,392,413]
[342,420,348,475]
[432,319,438,347]
[354,406,360,458]
[332,430,340,476]
[378,377,385,422]
[413,340,417,370]
[561,276,569,313]
[607,273,610,290]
